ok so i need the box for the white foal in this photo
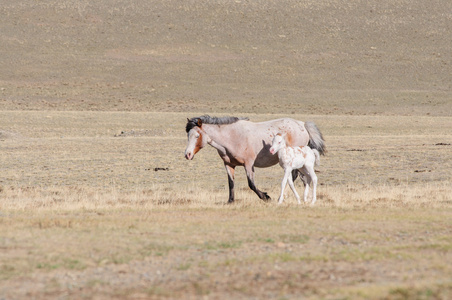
[269,133,320,205]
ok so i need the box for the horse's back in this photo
[238,118,310,168]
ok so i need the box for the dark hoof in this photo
[262,193,272,202]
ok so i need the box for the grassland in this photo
[1,112,451,299]
[1,0,452,299]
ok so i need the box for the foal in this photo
[269,133,320,205]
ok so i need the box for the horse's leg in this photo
[224,164,236,203]
[291,169,298,181]
[287,171,301,204]
[292,170,307,187]
[244,164,271,202]
[278,169,291,204]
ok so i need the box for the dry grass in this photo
[1,182,451,299]
[0,180,451,211]
[1,0,452,297]
[1,111,451,192]
[1,111,452,299]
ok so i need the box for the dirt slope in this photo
[1,0,451,115]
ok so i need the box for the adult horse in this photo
[184,115,325,203]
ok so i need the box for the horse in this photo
[184,115,325,203]
[269,133,320,205]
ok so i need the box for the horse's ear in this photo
[197,118,202,127]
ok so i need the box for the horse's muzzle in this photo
[185,152,194,160]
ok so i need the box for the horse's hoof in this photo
[262,193,272,202]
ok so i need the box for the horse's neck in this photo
[203,124,230,151]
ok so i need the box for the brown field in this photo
[1,1,452,299]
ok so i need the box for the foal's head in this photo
[269,133,287,155]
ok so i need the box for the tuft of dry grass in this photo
[0,181,451,211]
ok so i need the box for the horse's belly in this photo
[254,154,279,168]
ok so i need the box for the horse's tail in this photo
[312,149,321,167]
[305,121,326,156]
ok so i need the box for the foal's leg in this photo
[278,168,292,204]
[300,168,311,203]
[303,163,318,205]
[245,163,271,201]
[287,172,301,204]
[224,164,236,203]
[304,176,311,203]
[311,172,318,205]
[304,164,318,205]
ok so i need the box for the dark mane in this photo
[185,115,249,133]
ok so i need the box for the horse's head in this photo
[269,133,286,155]
[185,118,208,160]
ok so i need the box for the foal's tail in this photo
[313,149,321,167]
[305,121,326,156]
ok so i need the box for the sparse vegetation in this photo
[0,114,451,300]
[1,0,452,298]
[0,113,451,300]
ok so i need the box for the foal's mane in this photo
[185,115,249,133]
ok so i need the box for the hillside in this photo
[1,0,451,115]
